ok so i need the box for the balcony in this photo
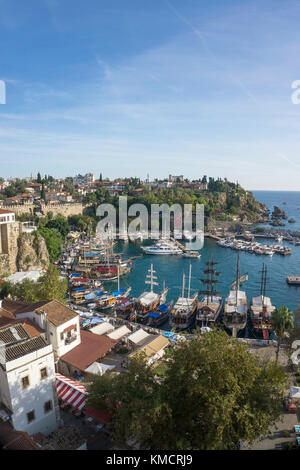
[64,335,77,345]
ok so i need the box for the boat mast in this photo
[145,264,158,292]
[182,272,185,298]
[187,264,192,299]
[199,257,220,304]
[263,264,267,308]
[235,252,240,306]
[117,264,120,291]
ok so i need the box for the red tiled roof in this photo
[0,317,43,337]
[0,422,39,450]
[60,330,117,371]
[1,299,47,315]
[2,299,78,327]
[0,209,15,214]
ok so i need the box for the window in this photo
[21,375,30,389]
[27,410,35,423]
[40,367,48,380]
[44,400,53,413]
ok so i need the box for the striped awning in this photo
[55,373,87,410]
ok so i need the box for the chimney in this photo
[0,300,2,309]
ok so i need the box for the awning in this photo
[158,304,168,313]
[107,325,131,340]
[127,328,150,345]
[85,362,115,375]
[147,312,161,318]
[55,373,87,410]
[112,289,126,297]
[89,317,104,325]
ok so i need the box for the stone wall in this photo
[0,254,10,276]
[3,203,83,218]
[6,222,21,273]
[0,222,50,275]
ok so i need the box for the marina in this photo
[57,191,300,339]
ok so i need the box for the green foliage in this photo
[0,264,67,303]
[37,264,68,302]
[40,183,46,203]
[4,178,28,197]
[87,330,287,450]
[271,306,294,363]
[38,227,63,262]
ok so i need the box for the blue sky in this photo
[1,0,300,189]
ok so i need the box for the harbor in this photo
[58,221,300,341]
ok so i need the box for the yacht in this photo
[170,265,198,330]
[142,238,182,255]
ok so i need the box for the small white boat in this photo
[183,251,201,259]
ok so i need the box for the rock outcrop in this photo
[16,232,49,271]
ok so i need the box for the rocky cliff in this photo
[16,232,49,271]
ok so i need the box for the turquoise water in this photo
[106,192,300,323]
[252,190,300,232]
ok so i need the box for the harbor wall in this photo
[1,203,83,218]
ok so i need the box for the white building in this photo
[1,299,81,359]
[0,322,59,436]
[73,173,94,186]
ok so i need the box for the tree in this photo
[38,227,63,262]
[41,183,46,203]
[99,173,103,182]
[37,172,42,184]
[87,330,287,450]
[0,264,67,303]
[36,264,67,303]
[43,214,70,239]
[271,306,294,363]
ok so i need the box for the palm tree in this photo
[271,306,294,363]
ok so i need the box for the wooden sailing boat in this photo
[170,264,198,331]
[134,264,168,321]
[223,253,247,337]
[196,258,223,327]
[249,264,275,339]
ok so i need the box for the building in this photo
[0,320,59,436]
[0,421,40,450]
[58,329,117,377]
[169,175,184,183]
[73,173,94,186]
[1,299,81,359]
